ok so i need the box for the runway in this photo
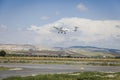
[0,63,120,79]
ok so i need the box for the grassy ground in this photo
[0,57,120,66]
[0,66,10,71]
[2,72,120,80]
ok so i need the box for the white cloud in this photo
[27,17,120,48]
[76,3,87,11]
[40,16,50,20]
[0,24,7,31]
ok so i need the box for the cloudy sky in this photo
[0,0,120,49]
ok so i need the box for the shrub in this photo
[0,50,6,57]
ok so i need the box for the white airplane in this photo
[53,26,68,34]
[54,26,78,34]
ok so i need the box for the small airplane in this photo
[54,26,78,34]
[53,26,68,34]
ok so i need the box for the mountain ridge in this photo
[69,46,120,54]
[0,44,120,57]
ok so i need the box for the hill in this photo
[0,44,120,58]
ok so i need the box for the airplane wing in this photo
[53,26,59,29]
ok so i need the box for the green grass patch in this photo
[2,72,120,80]
[0,66,10,71]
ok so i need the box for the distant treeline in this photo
[6,53,120,59]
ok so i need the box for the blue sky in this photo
[0,0,120,49]
[0,0,120,26]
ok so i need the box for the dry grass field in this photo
[0,57,120,66]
